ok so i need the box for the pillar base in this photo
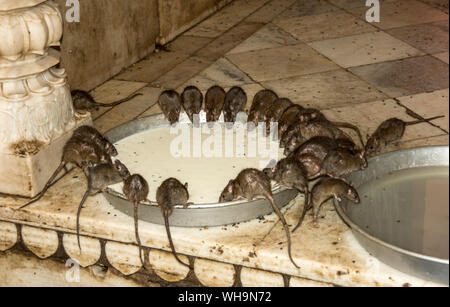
[0,115,92,198]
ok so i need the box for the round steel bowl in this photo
[335,146,449,285]
[103,113,298,227]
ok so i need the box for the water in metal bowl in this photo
[336,146,449,284]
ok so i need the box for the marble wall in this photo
[54,0,231,91]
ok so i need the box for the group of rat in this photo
[19,86,443,270]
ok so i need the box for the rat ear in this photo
[227,181,234,193]
[184,182,189,189]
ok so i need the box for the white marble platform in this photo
[0,168,444,287]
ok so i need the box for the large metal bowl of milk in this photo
[103,113,298,227]
[335,146,449,284]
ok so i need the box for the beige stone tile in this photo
[349,55,450,97]
[177,58,254,92]
[328,0,397,9]
[227,23,299,55]
[246,0,297,23]
[386,21,449,54]
[195,22,264,61]
[309,31,425,68]
[115,50,190,83]
[396,89,449,132]
[94,87,162,133]
[227,44,339,82]
[89,80,148,119]
[186,0,270,38]
[275,0,339,19]
[349,0,449,30]
[433,51,449,64]
[274,11,377,43]
[165,35,213,54]
[421,0,449,14]
[151,56,213,89]
[321,99,444,144]
[262,69,388,109]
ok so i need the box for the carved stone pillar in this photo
[0,0,91,197]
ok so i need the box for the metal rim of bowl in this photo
[334,145,449,266]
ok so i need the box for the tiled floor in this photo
[92,0,449,148]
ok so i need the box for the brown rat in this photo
[156,178,192,269]
[277,105,304,143]
[123,173,150,267]
[77,160,130,250]
[71,90,143,112]
[73,125,118,158]
[247,89,278,129]
[223,86,247,124]
[293,178,359,231]
[19,136,109,209]
[365,115,445,157]
[158,90,183,125]
[181,86,203,124]
[319,147,367,179]
[205,85,226,124]
[219,168,300,269]
[265,98,293,136]
[263,157,309,207]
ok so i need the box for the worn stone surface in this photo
[276,0,339,19]
[262,69,388,109]
[149,249,190,282]
[433,51,449,64]
[240,267,284,287]
[0,221,17,252]
[227,23,299,55]
[194,258,236,287]
[21,226,59,259]
[227,43,338,82]
[349,0,449,30]
[309,31,424,68]
[63,234,102,268]
[349,55,450,97]
[386,21,449,54]
[396,89,449,132]
[275,10,377,42]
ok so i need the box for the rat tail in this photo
[331,121,365,148]
[405,115,445,126]
[163,210,192,269]
[134,201,145,268]
[20,162,65,209]
[292,191,312,233]
[76,190,89,252]
[266,193,301,269]
[94,93,143,107]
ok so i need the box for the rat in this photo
[156,178,192,269]
[365,115,445,157]
[76,160,130,251]
[19,136,109,209]
[123,173,150,267]
[292,178,360,231]
[247,89,278,129]
[158,90,183,125]
[263,157,309,206]
[219,168,300,269]
[223,86,247,124]
[277,105,304,143]
[181,86,203,124]
[319,147,367,179]
[298,109,365,148]
[71,90,143,112]
[205,85,226,124]
[73,125,118,158]
[265,98,293,136]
